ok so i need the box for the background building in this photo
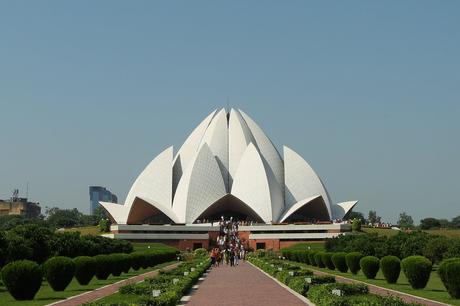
[0,189,41,218]
[89,186,117,215]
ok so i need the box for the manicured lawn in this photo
[62,226,101,235]
[281,241,325,251]
[293,261,460,306]
[132,242,178,252]
[0,261,175,306]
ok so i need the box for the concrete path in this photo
[184,261,308,306]
[48,262,180,306]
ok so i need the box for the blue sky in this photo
[0,1,459,223]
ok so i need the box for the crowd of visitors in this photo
[210,216,246,267]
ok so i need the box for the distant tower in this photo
[89,186,118,215]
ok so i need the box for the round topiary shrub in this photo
[94,254,113,280]
[130,252,143,271]
[109,253,125,276]
[438,258,460,298]
[321,252,335,270]
[1,260,43,300]
[380,255,401,284]
[308,251,318,266]
[304,251,311,265]
[401,255,432,289]
[360,256,380,279]
[331,252,348,273]
[74,256,96,285]
[120,253,131,273]
[314,252,325,268]
[43,256,75,291]
[346,252,363,275]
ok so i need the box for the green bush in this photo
[94,254,113,280]
[1,260,43,300]
[401,255,432,289]
[43,256,75,291]
[314,252,326,268]
[380,255,401,284]
[287,277,308,295]
[110,253,125,276]
[74,256,96,285]
[308,251,318,266]
[352,218,362,232]
[359,256,380,279]
[120,253,131,273]
[331,252,348,272]
[131,252,143,270]
[194,248,207,256]
[438,258,460,298]
[303,250,311,265]
[345,252,362,274]
[321,252,335,270]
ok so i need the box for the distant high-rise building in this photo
[89,186,117,215]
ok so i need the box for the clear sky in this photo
[1,1,459,223]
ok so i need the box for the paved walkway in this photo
[184,261,308,306]
[48,262,180,306]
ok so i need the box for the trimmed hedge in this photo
[438,258,460,298]
[401,255,432,289]
[74,256,96,285]
[321,252,335,270]
[314,252,326,268]
[380,255,401,284]
[331,252,348,273]
[345,252,362,275]
[308,251,318,266]
[43,256,76,291]
[110,253,125,276]
[94,254,113,280]
[359,256,380,279]
[1,260,43,300]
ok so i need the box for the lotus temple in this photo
[101,108,358,250]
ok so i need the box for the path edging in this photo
[248,261,315,306]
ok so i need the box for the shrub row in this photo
[249,256,416,306]
[282,249,433,290]
[1,249,178,300]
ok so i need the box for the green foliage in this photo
[352,218,362,232]
[347,211,366,223]
[314,252,326,268]
[359,256,380,279]
[109,253,125,276]
[331,252,348,272]
[397,212,414,229]
[74,256,96,285]
[345,252,362,274]
[194,248,207,256]
[43,256,76,291]
[98,219,111,233]
[94,254,113,280]
[1,260,43,300]
[287,277,308,295]
[8,224,54,263]
[401,255,432,289]
[437,258,460,298]
[308,251,318,266]
[423,236,450,263]
[379,255,401,284]
[420,218,442,230]
[321,252,335,270]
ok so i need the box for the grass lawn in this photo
[0,261,176,306]
[362,226,460,239]
[132,242,178,252]
[293,261,459,306]
[62,226,101,235]
[280,241,325,251]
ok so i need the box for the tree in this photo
[367,210,381,225]
[420,218,441,230]
[451,215,460,228]
[347,211,365,223]
[438,219,451,228]
[397,212,414,229]
[46,207,82,228]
